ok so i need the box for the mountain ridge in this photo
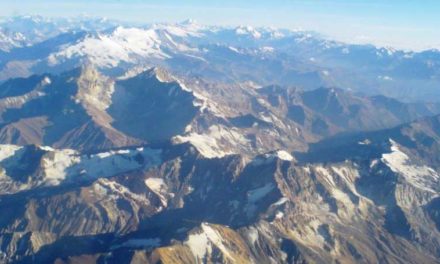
[1,112,440,263]
[1,17,440,102]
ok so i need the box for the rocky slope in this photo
[0,114,440,263]
[0,67,438,160]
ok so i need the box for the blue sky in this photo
[0,0,439,50]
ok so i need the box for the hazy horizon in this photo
[0,0,439,51]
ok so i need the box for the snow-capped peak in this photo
[48,26,171,68]
[235,25,262,39]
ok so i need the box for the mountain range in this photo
[1,16,440,102]
[0,16,439,264]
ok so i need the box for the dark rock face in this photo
[109,69,199,142]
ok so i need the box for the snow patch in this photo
[358,139,371,145]
[41,149,81,185]
[252,150,293,166]
[0,145,22,162]
[145,177,169,206]
[173,132,231,158]
[185,223,234,263]
[382,139,440,193]
[370,159,379,168]
[173,125,249,158]
[0,87,47,109]
[275,211,284,219]
[276,150,293,161]
[228,46,241,53]
[273,197,289,206]
[0,145,162,194]
[247,227,259,245]
[94,178,150,203]
[42,76,51,85]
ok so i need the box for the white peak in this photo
[276,150,294,161]
[160,23,203,37]
[235,26,261,39]
[49,26,170,68]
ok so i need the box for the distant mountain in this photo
[0,15,121,51]
[257,85,440,137]
[0,17,439,101]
